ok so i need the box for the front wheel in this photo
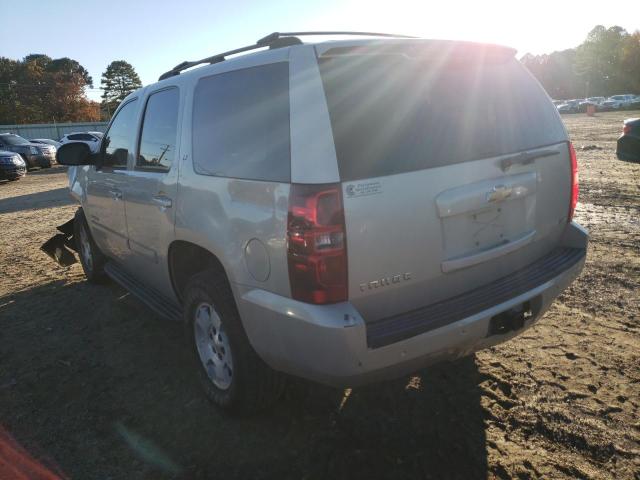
[183,269,285,414]
[74,209,106,283]
[19,155,32,171]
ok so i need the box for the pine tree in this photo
[100,60,142,117]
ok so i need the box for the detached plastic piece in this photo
[41,217,77,267]
[56,217,75,236]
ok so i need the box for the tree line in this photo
[0,56,141,125]
[521,25,640,100]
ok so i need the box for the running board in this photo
[104,262,182,322]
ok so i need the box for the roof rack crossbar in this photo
[159,31,415,81]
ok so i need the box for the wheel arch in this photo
[168,240,232,305]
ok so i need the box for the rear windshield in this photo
[318,53,566,181]
[0,134,30,146]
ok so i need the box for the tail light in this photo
[287,183,347,304]
[623,124,631,135]
[568,142,579,221]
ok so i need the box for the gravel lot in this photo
[0,111,638,479]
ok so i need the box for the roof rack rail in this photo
[158,35,301,81]
[159,31,416,81]
[257,31,417,44]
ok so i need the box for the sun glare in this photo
[316,0,638,55]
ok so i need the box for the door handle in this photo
[152,195,173,209]
[109,189,123,200]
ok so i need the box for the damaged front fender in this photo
[41,217,78,267]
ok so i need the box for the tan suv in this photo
[48,32,588,413]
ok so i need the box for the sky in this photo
[2,0,639,101]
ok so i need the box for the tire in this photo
[74,208,107,283]
[19,155,32,171]
[183,269,285,414]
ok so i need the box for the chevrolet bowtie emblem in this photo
[487,185,513,203]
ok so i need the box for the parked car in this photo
[616,118,640,161]
[601,94,636,110]
[599,100,617,111]
[47,32,588,413]
[628,96,640,110]
[585,96,605,105]
[0,149,27,181]
[557,99,581,113]
[59,131,103,153]
[556,103,572,113]
[30,138,62,149]
[0,133,55,169]
[579,97,605,112]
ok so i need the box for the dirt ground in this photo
[0,111,638,480]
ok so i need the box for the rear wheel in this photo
[183,269,285,414]
[74,209,106,283]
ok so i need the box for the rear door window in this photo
[318,54,566,181]
[137,88,179,171]
[192,62,290,182]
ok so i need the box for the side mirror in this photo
[56,142,96,166]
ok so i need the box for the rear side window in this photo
[192,63,290,182]
[137,88,179,171]
[318,54,566,181]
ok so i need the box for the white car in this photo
[603,95,637,109]
[584,96,605,105]
[59,131,104,153]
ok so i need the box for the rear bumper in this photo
[237,222,588,387]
